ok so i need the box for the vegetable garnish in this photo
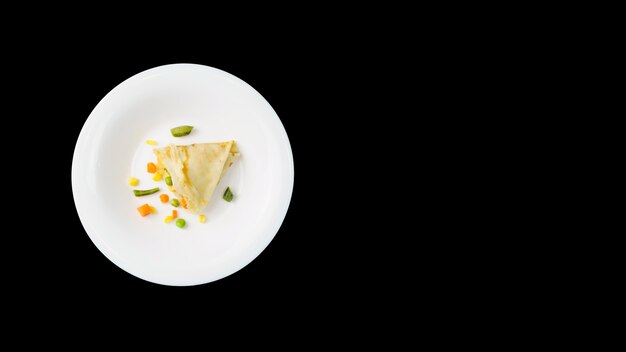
[223,187,234,202]
[176,219,186,228]
[128,177,139,186]
[160,194,169,203]
[164,216,174,223]
[171,210,178,219]
[180,197,188,209]
[137,204,152,217]
[165,176,173,186]
[170,125,193,137]
[149,206,157,214]
[133,187,160,197]
[152,172,162,181]
[147,162,157,174]
[170,198,180,207]
[199,215,206,223]
[146,140,157,145]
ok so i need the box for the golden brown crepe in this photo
[153,141,239,213]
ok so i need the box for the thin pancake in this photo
[153,141,239,213]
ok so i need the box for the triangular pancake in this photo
[153,141,239,213]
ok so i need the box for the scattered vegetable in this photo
[149,206,157,214]
[170,198,180,207]
[147,162,157,173]
[137,204,152,217]
[199,215,207,223]
[128,177,139,186]
[181,197,188,209]
[172,210,178,219]
[165,176,173,186]
[152,172,162,181]
[146,140,157,145]
[160,194,169,203]
[133,187,160,197]
[223,187,234,202]
[170,125,193,137]
[164,216,174,223]
[176,219,186,228]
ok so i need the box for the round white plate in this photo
[72,64,294,286]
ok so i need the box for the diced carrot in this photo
[172,210,178,219]
[181,197,187,209]
[147,162,157,173]
[137,204,152,217]
[160,194,169,203]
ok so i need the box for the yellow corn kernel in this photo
[146,139,157,145]
[152,172,162,181]
[168,185,175,192]
[149,206,157,214]
[128,177,139,186]
[164,216,174,223]
[199,214,207,223]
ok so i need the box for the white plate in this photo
[72,64,294,286]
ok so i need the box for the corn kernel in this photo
[128,177,139,186]
[164,216,173,223]
[152,172,162,181]
[199,214,206,223]
[168,185,175,192]
[146,139,157,145]
[149,206,157,214]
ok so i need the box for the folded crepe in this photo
[153,141,239,213]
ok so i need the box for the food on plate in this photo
[170,198,180,207]
[152,172,162,181]
[128,177,139,186]
[133,187,160,197]
[146,139,157,145]
[160,194,169,203]
[223,187,234,202]
[176,218,186,228]
[164,216,173,223]
[165,176,173,186]
[147,162,157,174]
[153,141,239,213]
[170,125,194,137]
[199,214,207,223]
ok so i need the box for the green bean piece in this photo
[223,187,234,202]
[133,188,160,197]
[170,125,193,137]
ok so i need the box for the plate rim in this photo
[71,63,294,286]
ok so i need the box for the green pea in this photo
[170,199,180,207]
[176,219,186,228]
[165,176,173,186]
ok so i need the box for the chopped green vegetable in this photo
[170,125,193,137]
[165,176,173,186]
[133,188,160,197]
[176,218,186,228]
[223,187,234,202]
[170,198,180,207]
